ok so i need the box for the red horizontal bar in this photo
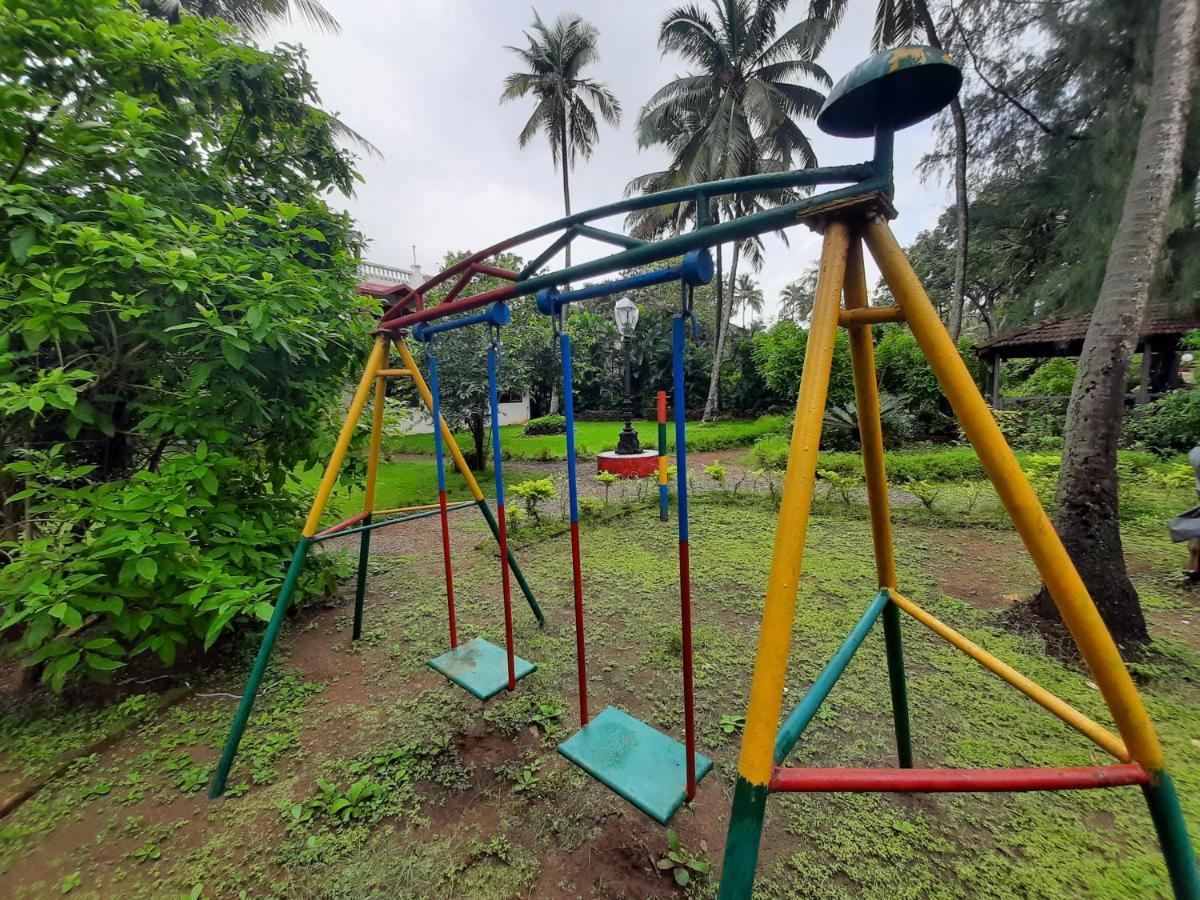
[313,511,369,539]
[471,262,519,281]
[769,764,1150,794]
[379,282,519,329]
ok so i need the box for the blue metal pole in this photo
[487,338,517,690]
[773,590,890,763]
[427,347,459,649]
[561,329,589,723]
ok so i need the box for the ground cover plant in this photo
[0,461,1196,898]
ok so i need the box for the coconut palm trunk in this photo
[703,239,740,421]
[1027,0,1198,647]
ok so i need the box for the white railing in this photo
[358,260,416,285]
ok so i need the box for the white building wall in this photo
[394,396,531,435]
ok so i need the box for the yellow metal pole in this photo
[844,235,913,768]
[888,591,1129,761]
[364,375,387,515]
[843,237,897,589]
[863,218,1163,771]
[736,221,850,787]
[303,338,387,537]
[394,340,485,502]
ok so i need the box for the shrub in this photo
[0,1,367,688]
[509,477,555,525]
[578,497,605,521]
[704,461,727,487]
[523,414,567,436]
[1009,358,1078,397]
[748,434,790,470]
[1124,389,1200,455]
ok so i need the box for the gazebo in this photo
[974,305,1200,408]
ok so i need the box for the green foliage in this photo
[873,328,980,440]
[594,471,618,505]
[1009,358,1079,397]
[817,468,859,505]
[704,460,726,486]
[751,321,855,409]
[657,830,711,888]
[522,414,566,435]
[719,713,745,734]
[508,477,555,525]
[1125,389,1200,455]
[0,0,368,687]
[905,480,944,511]
[822,393,916,450]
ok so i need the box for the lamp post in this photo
[614,296,641,455]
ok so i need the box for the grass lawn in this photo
[295,458,542,522]
[386,414,788,461]
[1,472,1197,897]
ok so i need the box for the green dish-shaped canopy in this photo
[817,45,962,138]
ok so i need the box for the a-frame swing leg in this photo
[353,359,388,641]
[393,340,546,627]
[210,337,389,798]
[862,216,1198,899]
[842,235,913,769]
[720,222,851,897]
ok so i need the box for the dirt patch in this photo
[924,528,1038,609]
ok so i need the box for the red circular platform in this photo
[596,450,660,478]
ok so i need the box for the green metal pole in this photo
[476,497,545,626]
[1143,772,1200,899]
[718,779,770,900]
[352,517,372,641]
[209,538,309,798]
[882,600,914,768]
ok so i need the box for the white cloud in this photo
[268,0,954,319]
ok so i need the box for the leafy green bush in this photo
[509,477,555,525]
[751,322,855,409]
[522,414,566,436]
[1009,358,1078,397]
[0,0,368,688]
[748,434,789,470]
[874,328,980,440]
[1124,389,1200,455]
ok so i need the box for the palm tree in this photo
[808,0,971,340]
[142,0,340,33]
[633,0,832,421]
[778,263,819,324]
[501,11,622,273]
[735,274,764,328]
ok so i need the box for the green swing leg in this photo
[209,538,309,798]
[352,517,372,641]
[1143,771,1200,899]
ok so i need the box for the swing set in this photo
[207,44,1197,898]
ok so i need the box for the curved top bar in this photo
[536,249,714,315]
[413,302,511,341]
[382,175,886,332]
[378,160,876,315]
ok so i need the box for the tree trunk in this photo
[947,97,969,340]
[547,112,571,417]
[915,1,969,340]
[470,411,487,472]
[1027,0,1197,649]
[703,241,740,422]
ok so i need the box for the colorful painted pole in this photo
[657,390,669,522]
[393,341,545,627]
[210,338,387,798]
[719,223,849,897]
[487,334,517,691]
[560,328,589,725]
[426,344,458,649]
[842,236,912,768]
[353,369,388,641]
[672,314,698,801]
[863,217,1198,899]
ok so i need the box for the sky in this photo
[266,0,955,321]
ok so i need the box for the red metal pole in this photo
[570,520,588,724]
[438,489,458,648]
[497,503,516,690]
[680,539,697,800]
[314,511,369,539]
[379,282,519,329]
[471,262,520,281]
[768,764,1151,794]
[442,268,476,304]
